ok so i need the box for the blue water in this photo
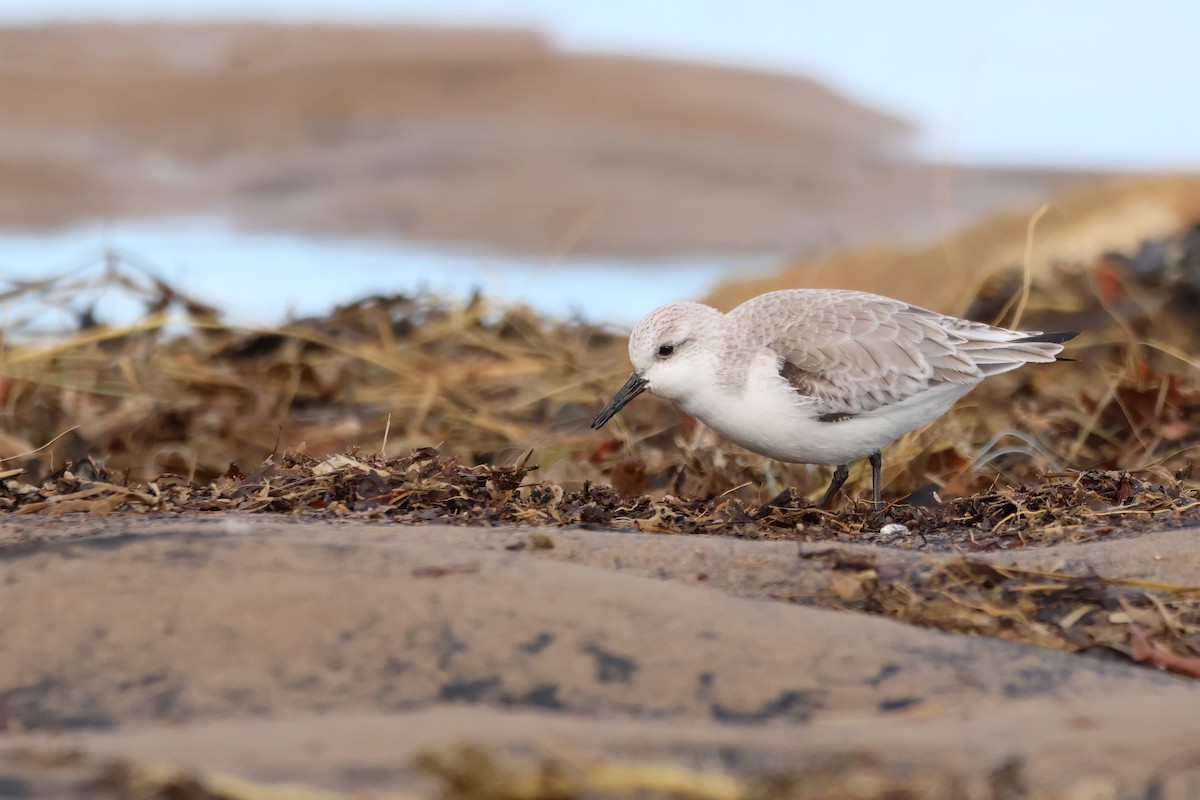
[0,217,777,332]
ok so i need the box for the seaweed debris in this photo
[5,223,1200,507]
[61,742,1023,800]
[791,549,1200,679]
[2,448,1197,554]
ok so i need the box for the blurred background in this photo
[2,0,1196,325]
[2,0,1199,495]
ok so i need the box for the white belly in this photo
[674,361,977,466]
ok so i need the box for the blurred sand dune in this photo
[707,176,1200,313]
[0,23,1093,256]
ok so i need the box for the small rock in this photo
[880,523,908,537]
[527,532,555,551]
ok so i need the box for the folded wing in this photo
[732,290,1074,417]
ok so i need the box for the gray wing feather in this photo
[731,290,1064,416]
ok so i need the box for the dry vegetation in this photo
[83,742,1066,800]
[4,204,1200,510]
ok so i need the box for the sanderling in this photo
[591,289,1078,508]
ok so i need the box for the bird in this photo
[590,289,1078,508]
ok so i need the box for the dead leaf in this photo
[1129,625,1200,678]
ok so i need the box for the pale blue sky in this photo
[4,0,1198,170]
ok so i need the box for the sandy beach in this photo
[3,516,1200,798]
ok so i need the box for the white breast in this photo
[674,353,978,466]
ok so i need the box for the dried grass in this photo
[2,221,1200,509]
[791,548,1200,677]
[0,260,632,484]
[87,742,1110,800]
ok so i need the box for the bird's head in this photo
[591,302,723,429]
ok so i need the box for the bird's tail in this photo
[963,330,1080,376]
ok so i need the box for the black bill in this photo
[591,372,648,429]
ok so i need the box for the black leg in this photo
[819,463,850,508]
[869,451,882,508]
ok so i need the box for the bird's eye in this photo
[657,344,675,358]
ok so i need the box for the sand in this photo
[2,516,1199,797]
